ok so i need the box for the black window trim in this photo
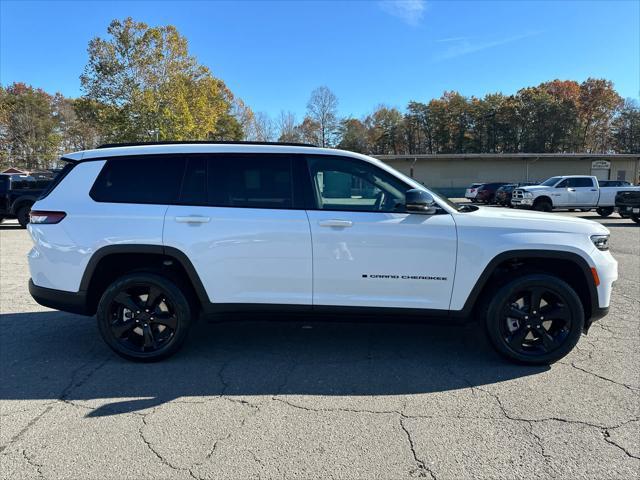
[90,152,310,211]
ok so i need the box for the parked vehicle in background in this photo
[511,176,640,216]
[464,183,483,202]
[615,190,640,223]
[599,180,632,187]
[27,142,616,365]
[0,174,53,227]
[476,182,509,204]
[495,184,516,206]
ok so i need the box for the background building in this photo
[376,153,640,197]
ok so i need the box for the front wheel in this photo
[484,274,584,365]
[97,273,193,362]
[534,200,552,212]
[596,207,614,217]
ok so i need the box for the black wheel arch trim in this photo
[452,249,600,323]
[78,244,211,310]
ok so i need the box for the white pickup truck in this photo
[511,175,640,216]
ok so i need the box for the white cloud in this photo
[435,32,541,60]
[378,0,426,27]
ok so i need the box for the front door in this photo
[163,154,312,306]
[305,156,457,311]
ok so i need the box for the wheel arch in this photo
[455,250,598,324]
[80,244,210,315]
[532,196,553,207]
[10,195,38,214]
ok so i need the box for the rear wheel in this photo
[596,207,614,217]
[484,274,584,365]
[534,200,552,212]
[97,273,193,362]
[16,204,32,228]
[631,214,640,224]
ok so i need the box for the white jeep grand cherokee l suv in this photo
[27,142,617,364]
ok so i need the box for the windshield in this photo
[540,176,562,187]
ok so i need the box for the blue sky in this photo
[1,0,638,119]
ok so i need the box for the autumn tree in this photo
[80,17,244,142]
[612,99,640,154]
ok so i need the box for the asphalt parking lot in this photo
[1,211,638,480]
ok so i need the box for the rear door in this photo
[163,154,312,306]
[568,177,598,206]
[304,155,457,310]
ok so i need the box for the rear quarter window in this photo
[90,156,186,204]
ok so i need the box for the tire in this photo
[568,209,576,212]
[484,274,584,365]
[16,204,32,228]
[0,216,4,224]
[618,210,630,218]
[97,273,193,362]
[580,209,591,212]
[534,200,552,212]
[632,215,640,224]
[596,207,614,217]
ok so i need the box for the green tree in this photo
[0,83,60,169]
[612,99,640,154]
[80,17,243,142]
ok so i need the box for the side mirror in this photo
[405,189,437,214]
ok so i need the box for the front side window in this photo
[91,156,185,204]
[307,156,407,212]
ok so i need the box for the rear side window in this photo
[91,156,185,204]
[207,155,293,209]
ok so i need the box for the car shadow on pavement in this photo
[0,311,548,417]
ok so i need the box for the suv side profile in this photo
[28,142,617,365]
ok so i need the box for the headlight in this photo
[523,192,534,198]
[591,234,609,251]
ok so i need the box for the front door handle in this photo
[318,219,353,228]
[175,216,211,223]
[568,188,576,192]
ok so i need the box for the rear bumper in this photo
[29,280,91,316]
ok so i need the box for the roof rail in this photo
[96,140,318,149]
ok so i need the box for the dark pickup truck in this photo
[0,174,53,227]
[616,190,640,224]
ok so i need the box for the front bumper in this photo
[511,198,533,208]
[29,280,91,316]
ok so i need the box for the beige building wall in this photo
[379,155,640,195]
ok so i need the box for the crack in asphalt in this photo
[21,448,44,478]
[400,417,436,479]
[603,427,640,461]
[567,361,640,393]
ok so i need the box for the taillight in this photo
[29,210,66,224]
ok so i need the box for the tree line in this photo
[1,18,638,170]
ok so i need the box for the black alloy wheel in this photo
[485,274,584,365]
[97,273,192,361]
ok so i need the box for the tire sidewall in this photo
[485,274,585,365]
[16,205,31,227]
[97,273,192,362]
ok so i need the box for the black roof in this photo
[97,141,317,149]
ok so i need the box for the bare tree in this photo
[277,111,300,142]
[249,112,276,142]
[306,86,338,147]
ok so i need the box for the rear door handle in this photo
[568,188,576,192]
[175,216,210,223]
[590,189,597,191]
[318,219,353,228]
